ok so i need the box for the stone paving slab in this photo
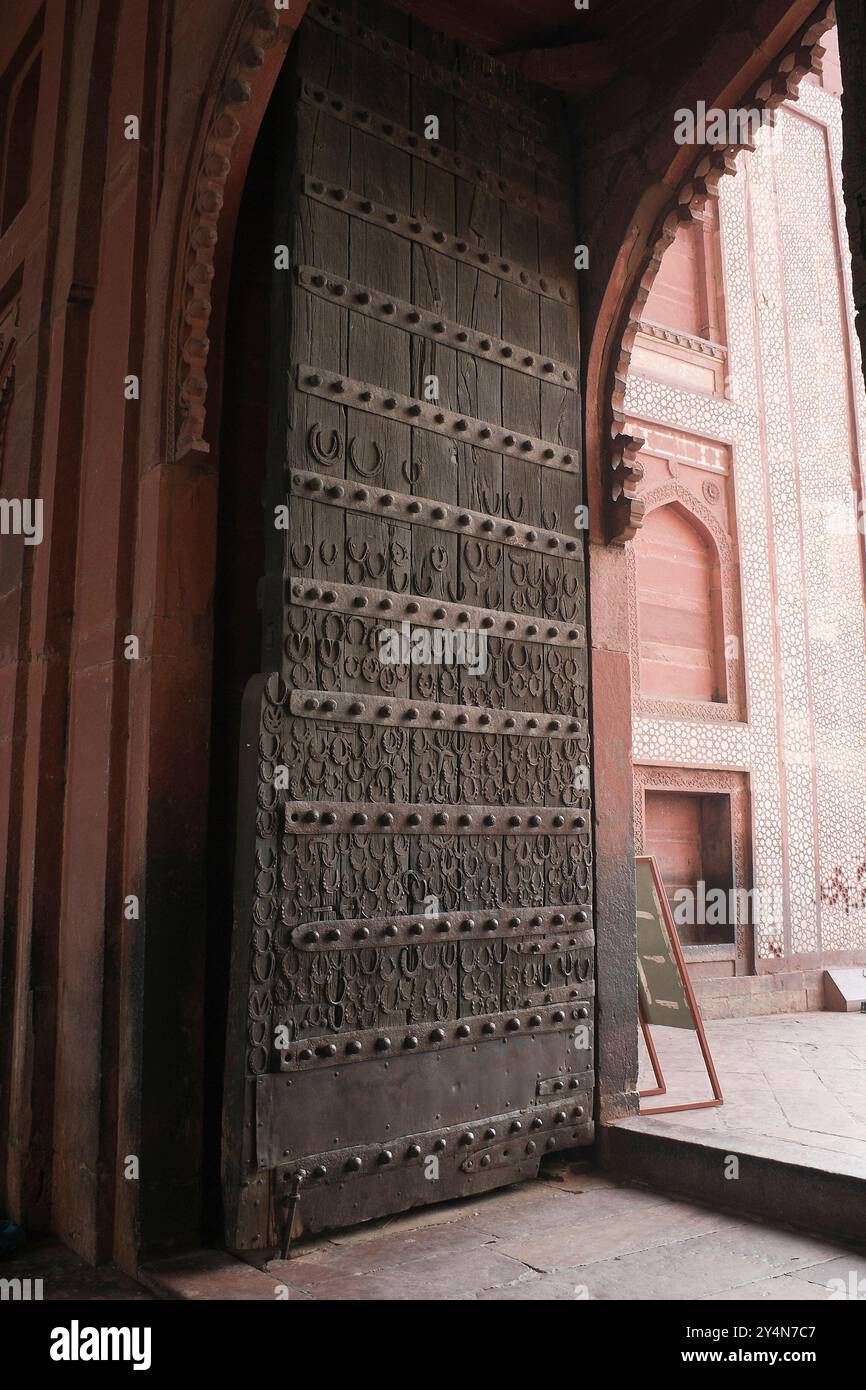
[637,1013,866,1167]
[299,1246,531,1301]
[796,1252,866,1287]
[471,1183,673,1241]
[704,1275,836,1301]
[622,1113,866,1180]
[495,1199,724,1272]
[269,1215,496,1288]
[139,1249,307,1301]
[253,1163,863,1301]
[548,1233,842,1303]
[474,1274,585,1300]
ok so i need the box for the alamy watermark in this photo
[378,620,488,676]
[827,1271,866,1300]
[672,879,783,927]
[0,498,42,545]
[674,102,770,147]
[1,1276,43,1300]
[825,497,866,537]
[50,1321,151,1371]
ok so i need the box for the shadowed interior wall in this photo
[202,84,274,1246]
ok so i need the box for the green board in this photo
[636,859,693,1030]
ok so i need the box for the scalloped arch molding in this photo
[175,2,304,458]
[604,0,837,543]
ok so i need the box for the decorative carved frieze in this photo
[608,431,646,545]
[603,0,836,543]
[176,2,288,458]
[638,319,727,359]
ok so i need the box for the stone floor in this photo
[8,1162,866,1301]
[8,1013,866,1302]
[139,1161,866,1301]
[637,1011,866,1166]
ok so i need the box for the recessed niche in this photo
[636,503,727,704]
[644,789,735,947]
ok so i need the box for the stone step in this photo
[602,1116,866,1247]
[692,969,825,1018]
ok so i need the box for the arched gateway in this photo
[221,0,593,1248]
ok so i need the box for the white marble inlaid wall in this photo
[625,79,866,962]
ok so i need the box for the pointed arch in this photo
[584,0,835,546]
[628,482,745,720]
[172,2,307,459]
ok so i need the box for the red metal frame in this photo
[636,855,724,1115]
[638,1004,667,1098]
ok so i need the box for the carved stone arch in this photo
[173,2,309,459]
[589,0,836,545]
[627,484,745,721]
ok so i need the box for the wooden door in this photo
[224,0,593,1250]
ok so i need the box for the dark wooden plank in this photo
[497,78,545,919]
[346,3,413,926]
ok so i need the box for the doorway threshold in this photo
[614,1011,866,1244]
[602,1114,866,1247]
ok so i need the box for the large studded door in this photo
[223,0,593,1250]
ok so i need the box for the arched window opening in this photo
[636,503,727,704]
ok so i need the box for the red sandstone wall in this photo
[627,40,866,979]
[0,0,303,1272]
